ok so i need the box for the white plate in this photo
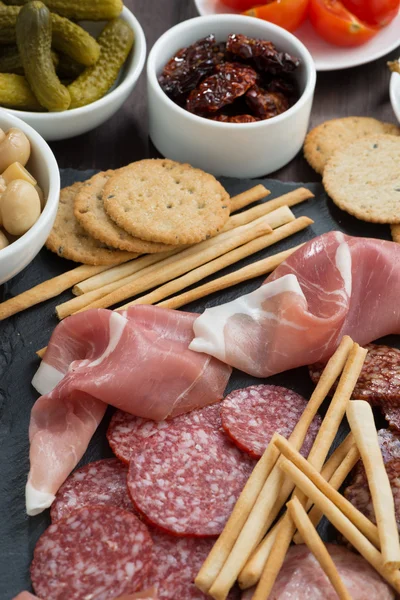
[194,0,400,71]
[390,71,400,123]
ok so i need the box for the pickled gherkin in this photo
[0,73,42,110]
[1,0,123,20]
[51,13,100,66]
[68,18,134,109]
[16,1,70,111]
[0,2,19,43]
[0,44,59,74]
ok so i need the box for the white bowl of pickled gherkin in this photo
[1,3,147,141]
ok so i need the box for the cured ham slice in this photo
[27,306,231,516]
[190,232,400,377]
[241,544,395,599]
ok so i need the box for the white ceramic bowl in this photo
[147,14,316,178]
[390,71,400,124]
[5,7,146,142]
[0,110,60,284]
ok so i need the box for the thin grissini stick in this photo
[120,219,312,311]
[274,435,380,548]
[0,264,111,321]
[227,203,294,231]
[158,244,303,310]
[252,344,368,600]
[239,433,355,589]
[195,433,282,595]
[287,497,353,600]
[229,184,270,212]
[57,252,182,320]
[228,186,313,218]
[347,400,400,568]
[280,458,400,595]
[73,251,178,295]
[294,443,360,545]
[206,336,354,600]
[75,213,283,313]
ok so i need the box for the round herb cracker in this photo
[304,117,400,175]
[46,182,137,266]
[74,170,179,254]
[103,159,231,246]
[323,134,400,224]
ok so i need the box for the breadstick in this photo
[229,184,270,212]
[206,336,353,600]
[274,435,380,548]
[347,400,400,568]
[280,458,400,594]
[0,264,110,321]
[120,221,311,311]
[252,344,368,600]
[294,443,360,544]
[73,251,178,295]
[158,244,303,310]
[195,433,281,594]
[76,212,292,313]
[227,204,294,231]
[57,252,181,320]
[239,433,355,589]
[229,186,313,215]
[287,497,353,600]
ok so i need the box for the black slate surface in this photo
[0,171,396,598]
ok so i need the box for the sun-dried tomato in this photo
[158,35,226,102]
[245,85,290,120]
[213,114,259,123]
[265,76,298,99]
[226,33,300,75]
[186,62,258,115]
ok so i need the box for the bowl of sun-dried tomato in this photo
[147,14,316,178]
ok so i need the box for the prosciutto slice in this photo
[190,232,400,377]
[27,306,231,516]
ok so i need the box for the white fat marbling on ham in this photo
[190,274,306,361]
[190,232,400,377]
[27,306,231,515]
[32,363,65,396]
[25,481,56,517]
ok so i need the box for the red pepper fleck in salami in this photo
[157,33,300,122]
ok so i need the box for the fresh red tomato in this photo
[309,0,379,46]
[242,0,309,32]
[342,0,399,27]
[221,0,264,9]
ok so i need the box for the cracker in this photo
[74,170,177,254]
[304,117,400,175]
[46,182,138,266]
[323,135,400,224]
[103,159,231,245]
[391,224,400,243]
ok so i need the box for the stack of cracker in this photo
[304,117,400,241]
[46,159,231,265]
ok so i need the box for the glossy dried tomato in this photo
[158,35,226,101]
[213,114,260,123]
[245,85,290,120]
[227,33,300,75]
[186,62,258,115]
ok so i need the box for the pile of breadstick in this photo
[196,337,400,599]
[0,185,314,321]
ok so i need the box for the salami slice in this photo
[344,429,400,532]
[309,343,400,404]
[127,404,255,536]
[242,544,395,599]
[220,385,321,459]
[107,404,222,464]
[50,458,136,522]
[31,505,153,600]
[145,530,239,599]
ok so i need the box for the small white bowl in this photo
[390,71,400,124]
[5,7,146,142]
[147,14,316,178]
[0,110,60,284]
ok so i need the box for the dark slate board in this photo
[0,170,396,598]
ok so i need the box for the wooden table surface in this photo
[50,0,400,183]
